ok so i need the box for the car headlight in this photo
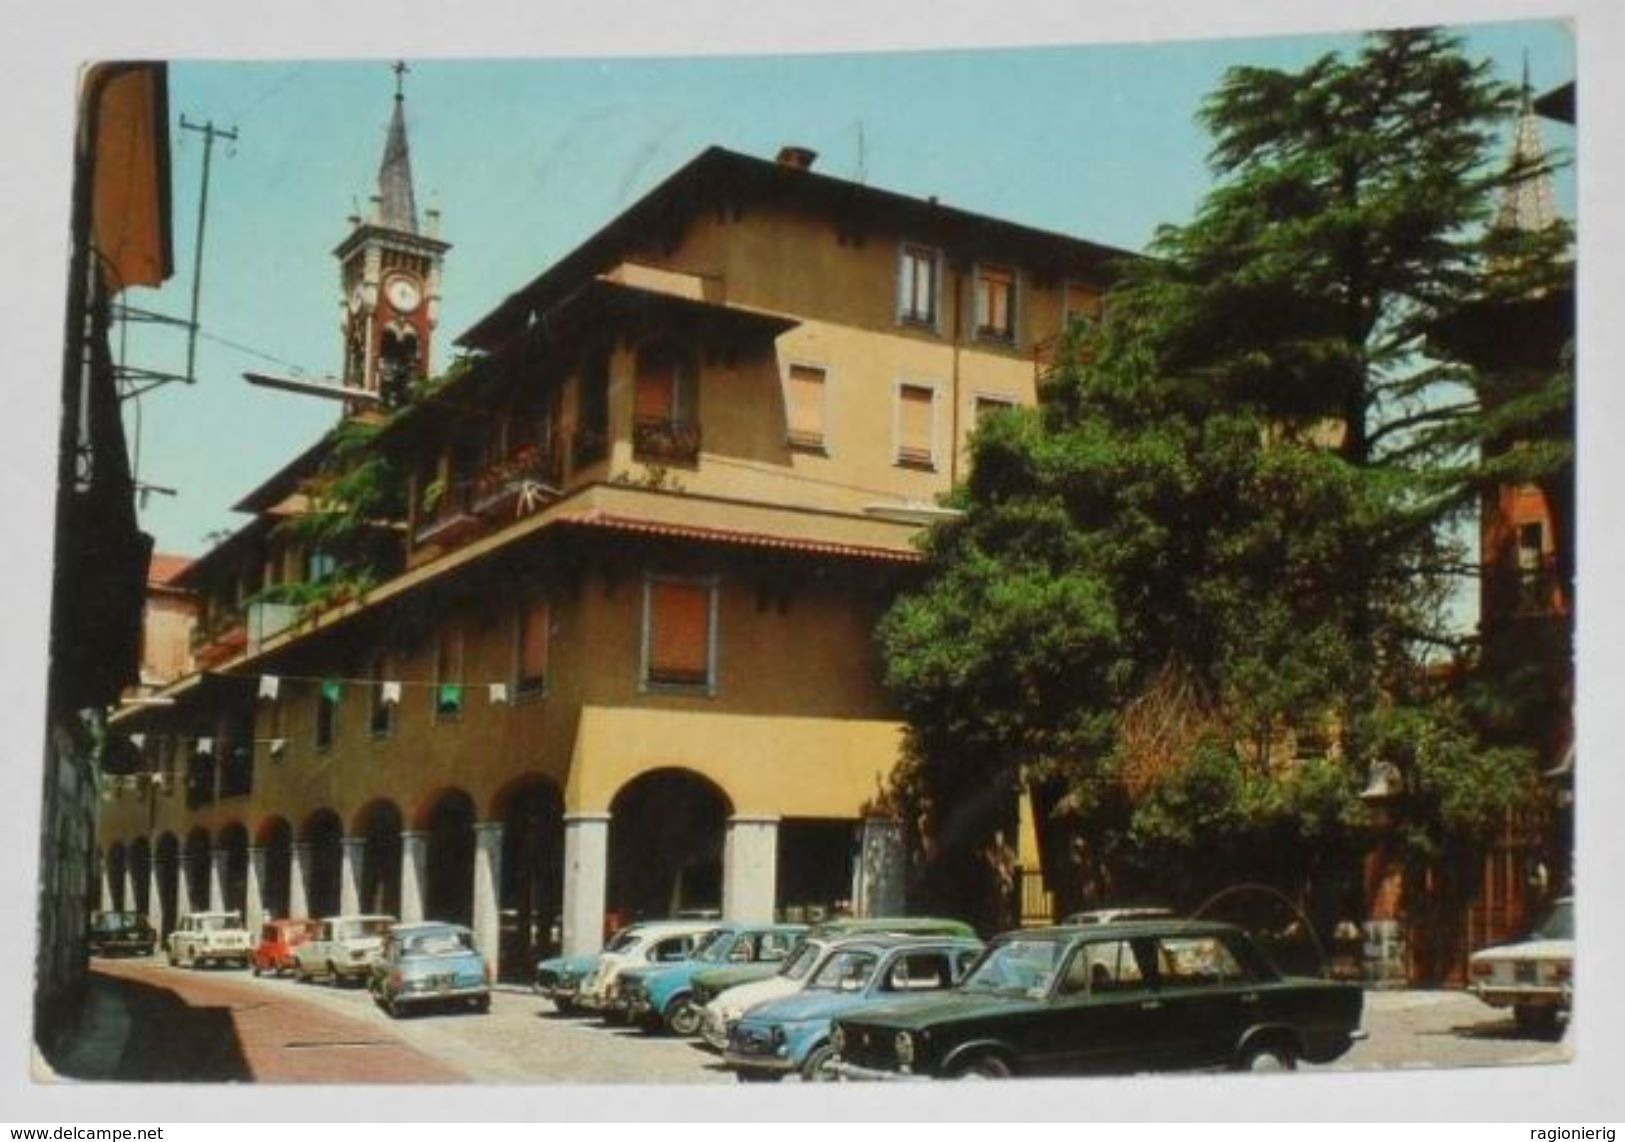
[830,1025,845,1055]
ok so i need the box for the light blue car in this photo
[371,922,491,1018]
[616,922,806,1035]
[722,935,983,1081]
[534,951,599,1014]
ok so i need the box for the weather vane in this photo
[393,59,409,100]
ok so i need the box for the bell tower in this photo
[333,62,449,412]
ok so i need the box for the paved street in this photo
[53,957,1569,1084]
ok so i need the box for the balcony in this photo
[414,444,566,549]
[633,416,701,466]
[191,615,247,670]
[572,426,608,470]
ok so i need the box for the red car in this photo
[252,918,318,976]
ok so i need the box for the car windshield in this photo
[92,912,138,931]
[695,931,737,963]
[778,940,823,980]
[605,928,641,953]
[809,949,878,992]
[406,929,474,956]
[959,938,1067,998]
[1529,901,1574,941]
[196,915,239,932]
[337,918,392,939]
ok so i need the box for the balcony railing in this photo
[632,416,701,465]
[191,616,247,670]
[415,444,566,547]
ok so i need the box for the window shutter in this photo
[519,600,549,689]
[787,365,825,445]
[649,581,711,684]
[898,385,935,464]
[635,357,677,421]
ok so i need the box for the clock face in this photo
[384,274,423,314]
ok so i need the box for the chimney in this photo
[776,145,818,172]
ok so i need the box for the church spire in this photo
[1496,58,1558,235]
[377,61,418,234]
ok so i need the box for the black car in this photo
[830,920,1365,1079]
[87,910,157,957]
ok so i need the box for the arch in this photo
[105,841,128,911]
[258,817,294,921]
[155,832,179,937]
[421,788,476,926]
[300,809,344,918]
[128,836,152,918]
[608,767,732,925]
[493,775,565,979]
[216,822,250,916]
[353,799,404,917]
[184,827,212,911]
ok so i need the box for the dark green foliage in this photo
[879,28,1566,925]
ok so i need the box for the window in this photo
[369,656,395,739]
[315,688,337,751]
[435,623,465,722]
[643,576,717,692]
[307,548,336,584]
[785,363,827,450]
[897,244,939,327]
[1059,939,1148,996]
[974,394,1018,425]
[515,598,549,696]
[574,355,610,468]
[895,383,937,468]
[1064,281,1104,331]
[1155,936,1249,987]
[632,343,701,464]
[975,264,1016,341]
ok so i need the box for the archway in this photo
[493,776,564,979]
[105,842,128,911]
[258,817,293,920]
[155,833,179,936]
[301,810,344,918]
[353,799,403,917]
[609,768,730,924]
[217,823,249,916]
[184,828,212,912]
[421,789,476,926]
[128,836,151,918]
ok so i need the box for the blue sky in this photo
[119,19,1575,556]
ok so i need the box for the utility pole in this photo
[178,115,238,383]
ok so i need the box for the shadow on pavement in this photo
[65,971,253,1082]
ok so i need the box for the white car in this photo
[1469,897,1573,1033]
[294,914,396,985]
[699,935,852,1049]
[577,921,718,1016]
[1062,906,1176,925]
[167,911,252,969]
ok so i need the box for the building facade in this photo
[98,93,1126,976]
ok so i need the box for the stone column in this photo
[175,856,194,918]
[340,836,365,916]
[472,821,504,976]
[246,846,267,932]
[722,816,780,923]
[209,848,228,912]
[123,864,139,916]
[561,813,610,957]
[288,843,311,920]
[400,830,427,923]
[851,817,905,919]
[97,854,114,912]
[146,843,165,935]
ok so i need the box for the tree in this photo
[879,28,1568,932]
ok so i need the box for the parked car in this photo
[689,916,976,1029]
[166,911,252,969]
[251,918,318,977]
[293,914,395,985]
[87,910,157,957]
[616,922,806,1034]
[534,952,601,1014]
[830,919,1366,1079]
[1469,896,1574,1033]
[371,922,491,1018]
[579,920,719,1017]
[723,935,983,1082]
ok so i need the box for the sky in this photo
[111,18,1577,558]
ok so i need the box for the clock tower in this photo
[334,63,449,412]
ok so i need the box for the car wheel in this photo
[952,1053,1012,1080]
[472,995,491,1014]
[251,962,264,977]
[736,1070,784,1083]
[554,997,578,1015]
[800,1043,839,1082]
[1240,1041,1298,1072]
[1514,1005,1561,1036]
[327,961,340,985]
[663,996,703,1037]
[387,995,406,1019]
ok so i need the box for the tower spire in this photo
[1495,58,1557,235]
[377,61,418,233]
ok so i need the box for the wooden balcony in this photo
[414,444,566,549]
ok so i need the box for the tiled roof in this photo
[147,553,192,585]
